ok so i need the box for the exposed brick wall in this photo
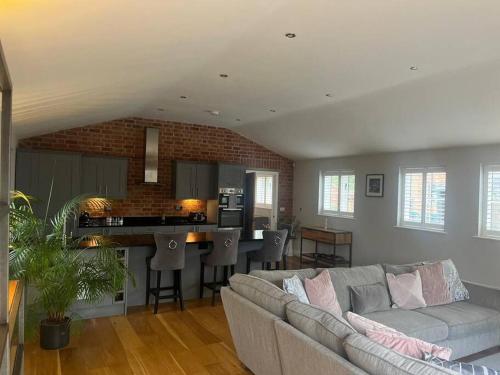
[18,117,294,219]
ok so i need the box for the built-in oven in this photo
[218,208,244,228]
[218,188,244,209]
[218,188,244,228]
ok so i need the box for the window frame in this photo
[397,166,447,232]
[479,164,500,239]
[318,170,356,218]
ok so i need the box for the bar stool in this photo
[199,230,240,305]
[246,229,288,273]
[145,232,187,314]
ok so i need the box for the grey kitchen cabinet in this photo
[175,161,217,199]
[81,156,128,199]
[218,163,245,190]
[16,149,81,219]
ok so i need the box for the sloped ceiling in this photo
[2,0,500,159]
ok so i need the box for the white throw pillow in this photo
[386,271,426,310]
[283,275,310,304]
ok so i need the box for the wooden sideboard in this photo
[300,226,352,268]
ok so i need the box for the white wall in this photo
[294,144,500,288]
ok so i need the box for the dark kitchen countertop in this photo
[78,230,264,249]
[79,216,217,228]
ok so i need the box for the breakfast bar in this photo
[75,230,265,318]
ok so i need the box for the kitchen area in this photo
[14,124,291,318]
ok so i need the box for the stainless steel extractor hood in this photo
[144,127,159,183]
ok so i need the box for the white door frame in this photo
[247,170,279,230]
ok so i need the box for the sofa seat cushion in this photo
[416,301,500,340]
[362,309,449,342]
[286,300,356,358]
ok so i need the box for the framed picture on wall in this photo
[366,174,384,197]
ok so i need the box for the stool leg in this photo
[199,262,205,299]
[178,270,184,311]
[154,271,162,314]
[223,266,228,286]
[145,259,151,306]
[212,266,217,306]
[276,261,280,270]
[261,262,265,270]
[230,265,235,276]
[283,255,288,270]
[173,270,178,303]
[246,257,251,274]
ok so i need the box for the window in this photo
[479,165,500,238]
[319,171,355,217]
[256,175,273,206]
[398,167,447,231]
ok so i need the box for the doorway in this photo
[244,170,279,231]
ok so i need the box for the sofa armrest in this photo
[463,281,500,312]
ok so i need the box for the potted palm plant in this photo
[9,191,131,350]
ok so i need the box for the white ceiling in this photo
[2,0,500,159]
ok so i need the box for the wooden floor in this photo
[25,299,252,375]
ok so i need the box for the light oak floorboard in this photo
[25,299,252,375]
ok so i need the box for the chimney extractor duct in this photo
[144,127,159,183]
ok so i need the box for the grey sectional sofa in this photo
[221,265,500,375]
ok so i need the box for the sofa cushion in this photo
[417,301,500,339]
[229,273,297,319]
[362,309,449,342]
[327,265,387,312]
[249,269,318,288]
[286,300,356,358]
[344,333,458,375]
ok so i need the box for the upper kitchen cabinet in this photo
[218,163,245,190]
[81,156,128,199]
[174,161,217,199]
[16,149,82,218]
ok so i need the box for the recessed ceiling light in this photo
[325,93,334,98]
[156,108,165,112]
[285,33,296,38]
[207,110,220,116]
[270,109,276,113]
[219,74,228,78]
[410,65,418,71]
[180,95,187,99]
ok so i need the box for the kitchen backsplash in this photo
[19,117,293,217]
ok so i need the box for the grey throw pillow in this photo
[424,353,500,375]
[283,275,310,304]
[438,259,470,302]
[349,282,391,314]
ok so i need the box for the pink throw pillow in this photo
[366,329,452,360]
[386,271,427,310]
[416,262,452,306]
[304,270,342,316]
[346,312,402,336]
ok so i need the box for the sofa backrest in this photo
[285,300,356,358]
[229,273,297,319]
[249,269,318,288]
[344,333,458,375]
[327,265,387,312]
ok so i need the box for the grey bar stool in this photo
[145,232,187,314]
[246,229,288,273]
[200,230,240,305]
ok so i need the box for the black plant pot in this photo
[40,317,71,350]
